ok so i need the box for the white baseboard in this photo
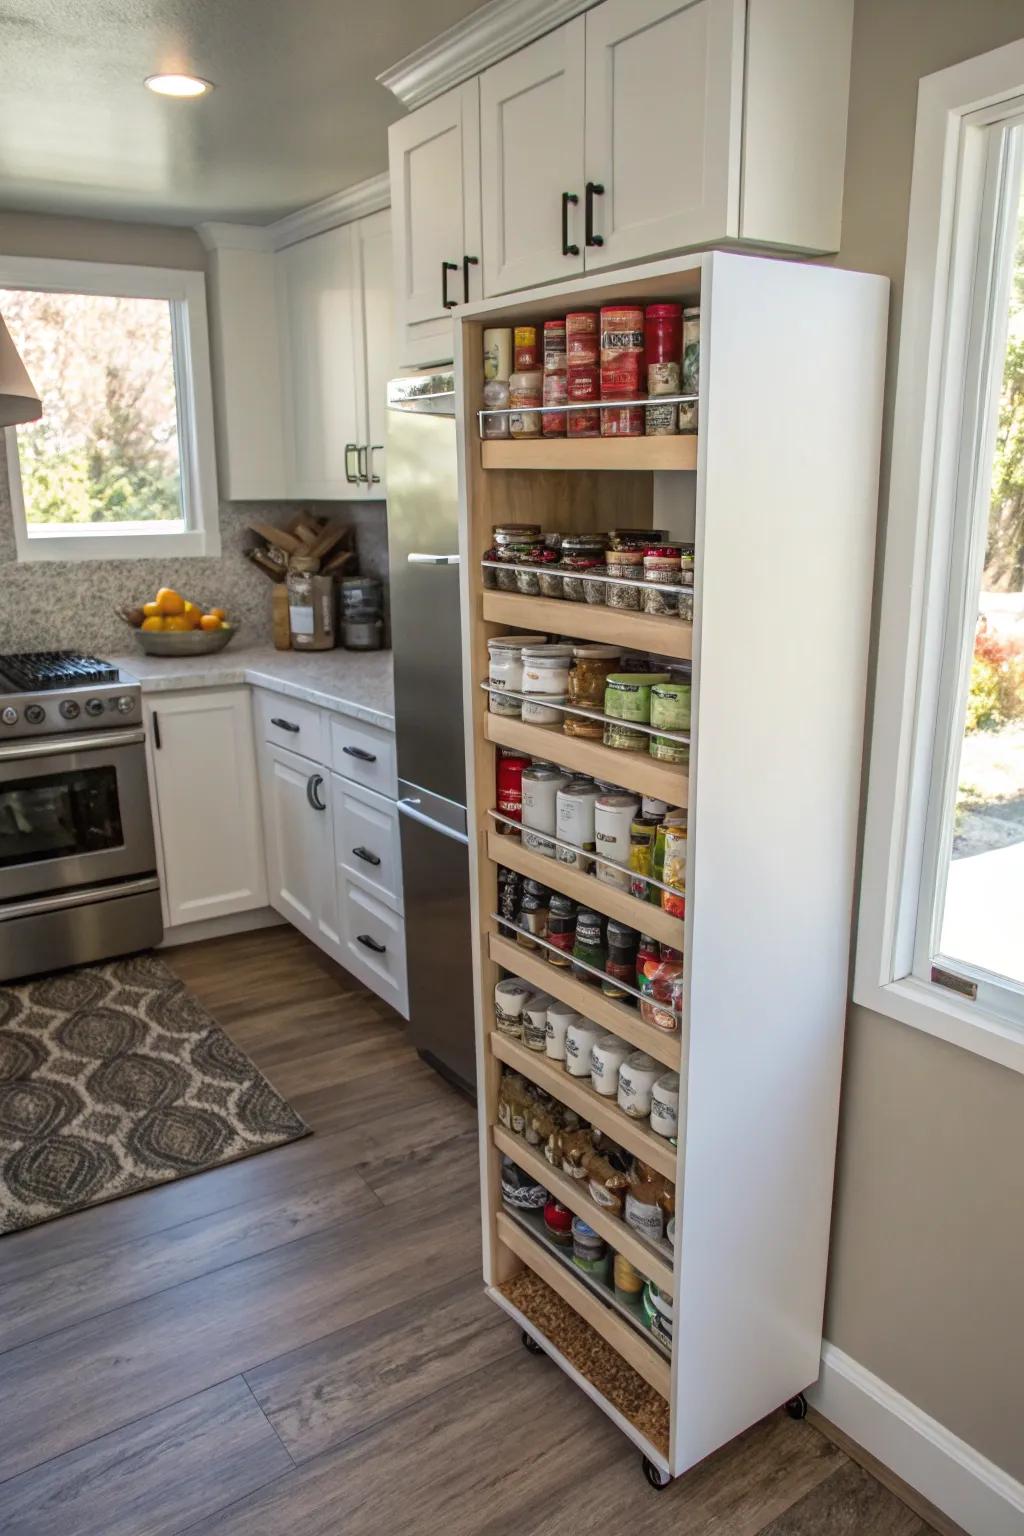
[158,906,285,948]
[809,1342,1024,1536]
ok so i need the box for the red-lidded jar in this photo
[567,363,600,437]
[600,305,645,394]
[514,325,539,371]
[542,369,568,437]
[496,750,531,829]
[566,310,599,366]
[543,319,567,371]
[645,303,683,364]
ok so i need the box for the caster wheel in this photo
[521,1330,544,1356]
[642,1456,671,1490]
[785,1393,808,1421]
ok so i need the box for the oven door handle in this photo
[0,729,146,761]
[0,876,160,923]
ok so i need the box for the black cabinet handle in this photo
[306,773,326,811]
[357,933,387,954]
[342,745,377,763]
[151,711,161,750]
[271,717,300,733]
[462,254,479,303]
[357,445,368,483]
[352,846,382,866]
[561,192,580,256]
[441,260,458,309]
[344,443,359,483]
[585,182,604,247]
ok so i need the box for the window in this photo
[856,39,1024,1074]
[1,257,219,560]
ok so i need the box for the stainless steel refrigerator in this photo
[386,372,475,1094]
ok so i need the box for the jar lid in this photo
[596,792,641,809]
[561,532,609,548]
[488,633,548,652]
[522,644,574,660]
[492,523,541,535]
[571,645,621,658]
[655,1071,680,1091]
[645,303,683,318]
[644,545,683,558]
[606,920,637,940]
[522,878,549,896]
[626,1050,657,1069]
[571,1217,601,1239]
[543,318,566,331]
[523,765,569,782]
[546,1000,581,1021]
[607,672,672,687]
[559,779,601,798]
[549,893,577,915]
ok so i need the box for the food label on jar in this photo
[624,1194,663,1242]
[601,328,644,352]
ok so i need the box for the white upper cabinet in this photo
[582,0,744,270]
[358,209,397,493]
[480,19,586,297]
[389,80,482,366]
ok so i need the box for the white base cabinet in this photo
[144,689,267,930]
[260,741,341,954]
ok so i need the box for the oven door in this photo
[0,729,157,903]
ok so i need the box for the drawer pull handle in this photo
[357,933,387,954]
[306,773,326,811]
[342,745,377,763]
[271,717,300,733]
[352,846,382,866]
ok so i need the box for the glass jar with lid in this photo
[487,632,547,716]
[520,644,573,725]
[560,533,609,603]
[564,645,621,738]
[643,545,684,615]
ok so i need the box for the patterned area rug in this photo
[0,952,309,1236]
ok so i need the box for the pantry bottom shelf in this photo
[490,1269,671,1469]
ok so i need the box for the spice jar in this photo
[555,778,601,870]
[661,820,687,918]
[645,303,682,435]
[605,548,645,611]
[495,749,531,830]
[650,1071,680,1138]
[650,735,689,765]
[572,1217,610,1281]
[516,878,550,947]
[591,1034,632,1096]
[605,672,671,724]
[492,525,543,590]
[571,909,606,983]
[513,325,539,370]
[680,307,700,432]
[483,328,513,439]
[618,1050,661,1118]
[582,564,608,605]
[559,533,608,601]
[544,1198,574,1245]
[546,893,578,967]
[565,1017,602,1077]
[636,932,660,984]
[564,645,620,738]
[487,632,546,716]
[609,528,669,550]
[494,978,532,1038]
[567,363,600,437]
[520,643,572,725]
[650,681,690,733]
[595,792,640,891]
[600,303,644,436]
[628,816,659,898]
[545,999,579,1060]
[508,369,543,437]
[521,764,569,858]
[542,367,567,437]
[543,318,567,367]
[603,921,638,999]
[566,311,599,365]
[515,546,559,596]
[643,545,683,615]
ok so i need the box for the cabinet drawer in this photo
[329,715,398,798]
[256,690,325,762]
[332,775,404,913]
[340,880,408,1018]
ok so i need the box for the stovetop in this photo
[0,651,122,694]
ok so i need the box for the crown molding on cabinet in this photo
[377,0,598,109]
[198,173,391,254]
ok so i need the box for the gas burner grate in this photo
[0,651,120,692]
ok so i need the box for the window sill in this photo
[14,528,221,562]
[852,972,1024,1076]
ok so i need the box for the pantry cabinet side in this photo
[670,253,888,1473]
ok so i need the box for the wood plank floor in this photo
[0,926,938,1535]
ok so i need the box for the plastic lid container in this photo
[488,633,548,654]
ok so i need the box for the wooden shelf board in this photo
[490,1027,678,1182]
[493,1125,674,1292]
[480,436,698,473]
[481,589,693,660]
[496,1211,672,1397]
[485,714,688,807]
[489,934,680,1070]
[486,832,683,952]
[487,1286,671,1472]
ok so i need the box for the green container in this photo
[604,672,671,724]
[650,682,691,732]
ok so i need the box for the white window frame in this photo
[855,37,1024,1077]
[2,255,220,561]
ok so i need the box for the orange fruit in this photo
[199,614,221,632]
[141,616,165,632]
[182,601,202,629]
[142,601,161,619]
[209,607,226,620]
[163,615,192,632]
[155,587,185,616]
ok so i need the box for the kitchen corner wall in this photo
[0,211,389,655]
[824,0,1024,1483]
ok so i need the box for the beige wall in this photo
[0,210,206,270]
[826,0,1024,1479]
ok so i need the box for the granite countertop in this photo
[110,645,395,732]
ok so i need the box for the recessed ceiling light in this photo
[145,73,213,98]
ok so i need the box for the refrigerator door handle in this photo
[407,553,460,565]
[397,796,469,846]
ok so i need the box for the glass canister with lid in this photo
[490,524,543,591]
[487,632,548,716]
[559,532,609,602]
[564,645,621,738]
[520,643,573,725]
[643,545,684,615]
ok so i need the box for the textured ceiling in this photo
[0,0,485,225]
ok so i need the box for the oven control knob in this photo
[85,698,104,717]
[116,696,135,714]
[24,704,45,725]
[60,700,81,720]
[1,706,17,726]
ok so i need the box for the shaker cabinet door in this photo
[480,18,586,296]
[260,742,340,956]
[278,223,366,499]
[583,0,744,270]
[357,208,396,494]
[388,79,482,366]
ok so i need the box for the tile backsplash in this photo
[0,434,389,654]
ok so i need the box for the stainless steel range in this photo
[0,651,162,981]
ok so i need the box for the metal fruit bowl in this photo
[133,626,237,657]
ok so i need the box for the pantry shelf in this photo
[481,590,693,660]
[489,934,680,1070]
[496,1210,672,1397]
[490,1028,677,1181]
[485,714,688,807]
[486,832,682,951]
[480,437,698,473]
[493,1125,674,1293]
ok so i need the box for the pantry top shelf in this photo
[480,437,697,472]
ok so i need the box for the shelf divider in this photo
[481,590,693,660]
[484,714,688,806]
[490,1027,678,1180]
[480,436,698,473]
[489,933,680,1070]
[496,1210,672,1396]
[493,1125,674,1291]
